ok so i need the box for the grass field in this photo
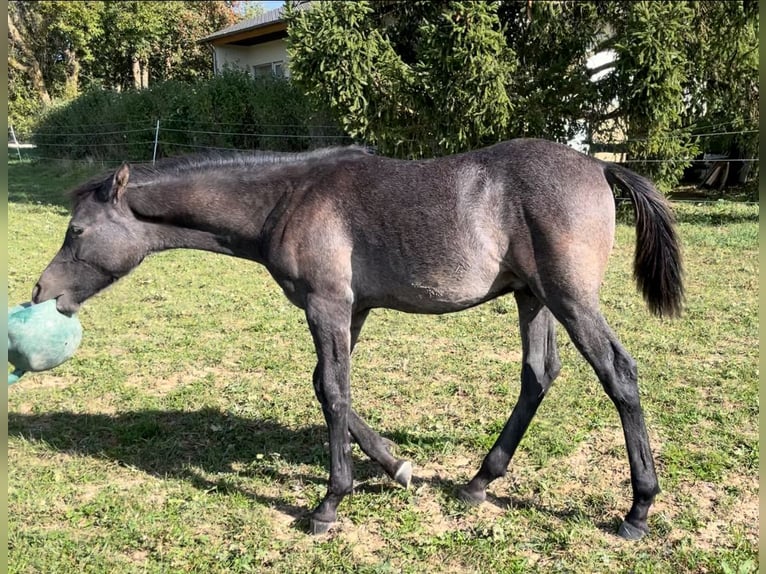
[7,159,759,573]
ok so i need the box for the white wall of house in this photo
[213,39,291,78]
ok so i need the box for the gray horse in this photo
[33,138,683,539]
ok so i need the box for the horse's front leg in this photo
[305,292,354,534]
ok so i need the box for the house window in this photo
[253,61,284,79]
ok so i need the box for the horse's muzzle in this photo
[31,282,78,315]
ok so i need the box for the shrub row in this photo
[31,70,351,162]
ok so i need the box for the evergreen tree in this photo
[287,0,758,190]
[286,0,514,157]
[609,1,698,190]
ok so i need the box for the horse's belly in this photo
[360,267,521,314]
[354,221,517,313]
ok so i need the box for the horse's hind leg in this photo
[459,289,560,504]
[547,296,659,540]
[321,309,412,487]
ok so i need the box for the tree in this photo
[9,1,103,105]
[8,0,241,128]
[97,1,170,90]
[97,0,237,89]
[9,2,52,132]
[590,1,758,188]
[287,0,758,190]
[235,1,266,21]
[497,0,608,142]
[684,0,759,184]
[286,0,515,157]
[9,1,106,133]
[161,1,242,84]
[607,1,699,189]
[95,1,238,90]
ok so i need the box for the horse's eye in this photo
[70,226,84,237]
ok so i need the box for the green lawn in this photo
[7,159,759,573]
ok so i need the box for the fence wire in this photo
[10,128,353,169]
[8,122,759,177]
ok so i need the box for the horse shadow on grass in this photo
[8,408,618,535]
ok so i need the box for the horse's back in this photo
[324,139,616,312]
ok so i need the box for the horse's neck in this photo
[129,170,287,261]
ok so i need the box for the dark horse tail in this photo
[603,163,684,318]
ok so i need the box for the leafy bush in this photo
[9,72,45,136]
[31,70,349,161]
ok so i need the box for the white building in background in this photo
[199,4,309,79]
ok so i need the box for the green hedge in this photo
[31,70,350,162]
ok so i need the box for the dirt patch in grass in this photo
[654,476,758,548]
[339,522,391,565]
[126,550,149,565]
[9,373,72,398]
[122,365,235,396]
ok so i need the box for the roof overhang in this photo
[199,3,309,46]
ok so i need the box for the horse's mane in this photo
[130,145,372,180]
[68,145,373,205]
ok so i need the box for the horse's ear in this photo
[109,162,130,204]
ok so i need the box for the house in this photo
[199,4,310,79]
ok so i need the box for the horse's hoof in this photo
[457,485,486,506]
[394,460,412,488]
[617,520,648,540]
[309,518,334,535]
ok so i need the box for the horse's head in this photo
[32,163,148,314]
